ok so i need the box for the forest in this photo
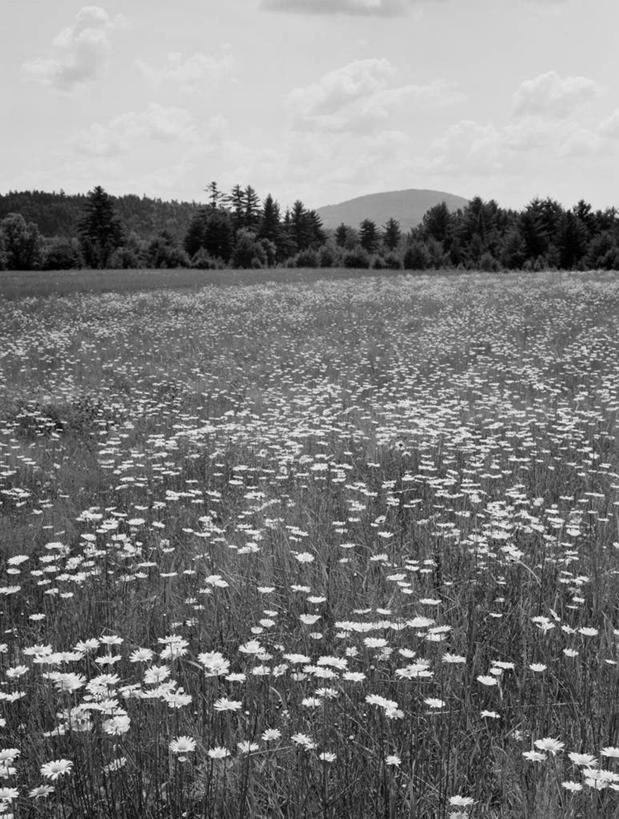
[1,183,619,272]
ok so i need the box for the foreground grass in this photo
[0,270,617,818]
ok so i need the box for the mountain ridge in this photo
[317,188,469,231]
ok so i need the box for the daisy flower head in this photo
[207,746,230,760]
[213,697,242,712]
[522,750,547,763]
[40,759,73,780]
[29,784,54,799]
[568,752,597,767]
[534,737,565,755]
[449,795,476,807]
[562,781,583,792]
[169,736,196,756]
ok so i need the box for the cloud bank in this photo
[262,0,438,17]
[23,5,126,91]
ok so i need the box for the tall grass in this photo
[0,269,617,818]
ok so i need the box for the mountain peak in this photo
[317,188,469,231]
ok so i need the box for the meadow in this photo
[0,268,617,818]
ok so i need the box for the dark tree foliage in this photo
[258,194,281,245]
[359,219,379,254]
[145,230,189,268]
[78,186,124,268]
[4,182,619,271]
[421,202,451,244]
[0,213,42,270]
[382,218,401,252]
[41,237,81,270]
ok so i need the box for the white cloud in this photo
[262,0,439,16]
[428,120,504,175]
[22,6,126,91]
[599,109,619,139]
[136,50,236,94]
[513,70,600,120]
[287,59,462,132]
[72,104,199,157]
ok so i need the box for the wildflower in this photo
[99,635,123,646]
[213,697,242,712]
[0,752,19,764]
[169,736,196,755]
[562,781,583,792]
[569,752,597,767]
[385,755,401,767]
[522,751,547,762]
[129,648,154,663]
[477,675,498,686]
[103,757,127,773]
[143,666,170,685]
[424,698,446,709]
[534,738,564,755]
[198,652,230,676]
[261,728,281,742]
[207,747,230,759]
[237,741,259,754]
[299,614,321,625]
[319,752,336,762]
[601,747,619,759]
[0,788,18,800]
[102,715,130,736]
[442,653,466,664]
[40,759,73,780]
[29,785,55,798]
[291,733,317,750]
[164,690,192,709]
[481,710,500,719]
[449,796,476,807]
[529,663,547,672]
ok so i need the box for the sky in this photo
[2,0,619,211]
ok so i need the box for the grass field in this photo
[0,268,617,818]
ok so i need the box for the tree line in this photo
[1,184,619,272]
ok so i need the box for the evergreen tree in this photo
[557,211,588,269]
[184,209,208,257]
[77,186,124,268]
[335,223,349,247]
[203,209,234,262]
[422,202,451,244]
[244,186,261,230]
[206,181,224,210]
[258,194,281,245]
[229,185,246,231]
[382,217,401,252]
[359,219,379,254]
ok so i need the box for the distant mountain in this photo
[317,188,469,231]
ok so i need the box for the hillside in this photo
[317,188,469,231]
[0,191,202,241]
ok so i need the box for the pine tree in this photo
[77,186,124,268]
[382,218,401,252]
[244,186,261,230]
[206,181,224,210]
[229,185,246,232]
[258,194,281,245]
[359,219,379,254]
